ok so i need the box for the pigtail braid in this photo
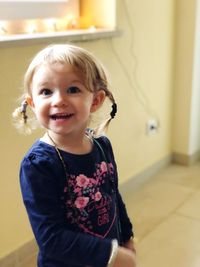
[93,90,117,136]
[105,90,117,126]
[12,100,33,134]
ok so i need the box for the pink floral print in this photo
[63,161,115,237]
[100,161,107,174]
[75,196,89,209]
[76,174,90,188]
[94,191,102,201]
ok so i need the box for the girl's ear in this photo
[26,96,35,109]
[90,90,106,113]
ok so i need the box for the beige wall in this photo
[190,0,200,154]
[1,0,197,259]
[0,45,46,258]
[173,0,200,157]
[173,0,196,155]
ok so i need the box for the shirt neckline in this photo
[38,138,96,158]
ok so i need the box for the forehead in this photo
[32,62,83,81]
[35,62,75,74]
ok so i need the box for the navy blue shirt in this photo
[20,136,133,267]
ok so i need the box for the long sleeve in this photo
[96,136,134,243]
[20,154,111,267]
[117,191,134,242]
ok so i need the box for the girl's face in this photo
[28,62,105,139]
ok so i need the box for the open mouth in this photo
[50,113,73,120]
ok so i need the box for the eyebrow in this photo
[37,82,49,87]
[38,79,83,85]
[70,79,83,84]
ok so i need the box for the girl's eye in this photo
[40,89,52,96]
[67,86,81,94]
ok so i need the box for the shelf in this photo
[0,1,68,2]
[0,28,122,48]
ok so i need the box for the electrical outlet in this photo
[146,119,158,135]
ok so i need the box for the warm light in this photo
[69,18,78,28]
[44,18,58,32]
[25,21,37,34]
[0,14,85,37]
[65,14,79,29]
[0,16,91,36]
[88,25,97,32]
[0,16,80,36]
[0,0,104,38]
[0,20,7,35]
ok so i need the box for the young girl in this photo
[13,44,137,267]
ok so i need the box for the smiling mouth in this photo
[50,113,73,120]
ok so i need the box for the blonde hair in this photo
[12,44,117,135]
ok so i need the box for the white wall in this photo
[173,0,197,156]
[190,0,200,155]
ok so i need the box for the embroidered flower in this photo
[89,178,97,185]
[94,191,102,201]
[76,174,90,188]
[74,187,82,193]
[64,161,115,231]
[100,161,107,174]
[75,197,89,209]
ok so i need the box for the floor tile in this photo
[20,254,37,267]
[137,214,200,267]
[154,163,200,189]
[177,191,200,221]
[123,179,194,240]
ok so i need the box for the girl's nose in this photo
[52,91,67,107]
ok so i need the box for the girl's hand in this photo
[112,246,137,267]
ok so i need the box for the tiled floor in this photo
[123,162,200,267]
[21,255,37,267]
[25,162,200,267]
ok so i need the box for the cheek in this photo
[76,97,93,111]
[33,102,48,118]
[86,101,95,114]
